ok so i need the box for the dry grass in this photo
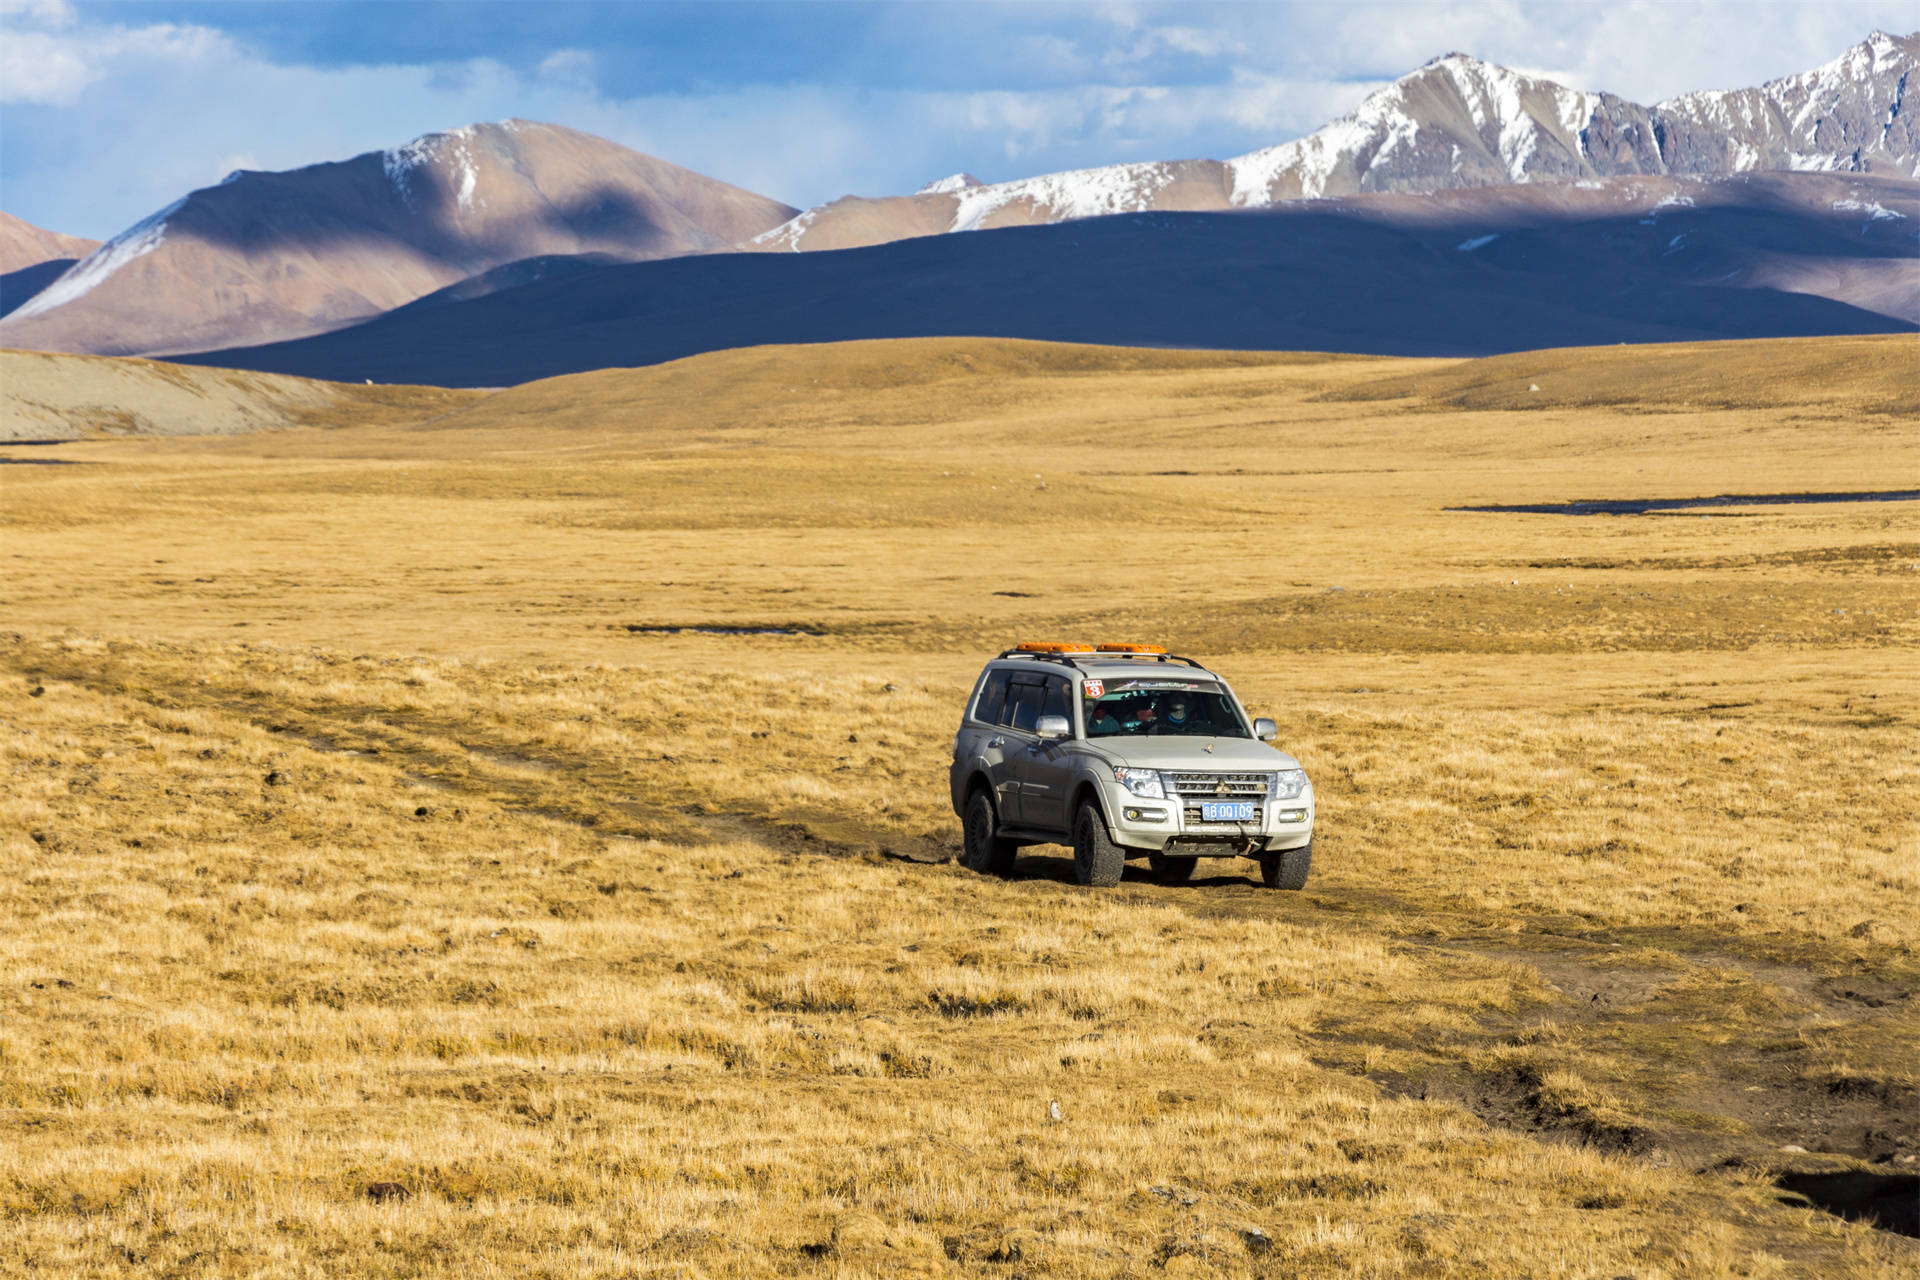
[1,334,1916,1276]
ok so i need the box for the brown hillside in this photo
[0,211,98,274]
[0,121,797,359]
[0,348,480,441]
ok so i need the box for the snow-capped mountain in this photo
[748,30,1918,253]
[1657,30,1918,175]
[0,121,796,357]
[1226,54,1661,204]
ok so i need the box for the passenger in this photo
[1130,701,1159,732]
[1165,695,1194,731]
[1090,704,1121,735]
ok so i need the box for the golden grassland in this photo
[1,333,1917,1277]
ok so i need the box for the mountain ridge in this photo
[174,170,1917,388]
[0,121,797,357]
[0,211,100,275]
[748,31,1920,253]
[5,31,1914,360]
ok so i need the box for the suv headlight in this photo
[1270,769,1309,800]
[1113,767,1166,799]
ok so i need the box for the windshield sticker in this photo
[1109,679,1210,692]
[1083,679,1104,698]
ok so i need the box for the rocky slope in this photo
[749,31,1919,253]
[0,121,796,357]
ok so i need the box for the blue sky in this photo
[3,1,1913,239]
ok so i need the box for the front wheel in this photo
[1073,804,1126,887]
[961,790,1016,875]
[1258,842,1312,891]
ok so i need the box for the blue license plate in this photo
[1201,801,1256,822]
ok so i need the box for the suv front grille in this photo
[1164,772,1271,801]
[1165,772,1272,832]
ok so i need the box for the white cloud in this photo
[0,0,76,24]
[0,16,235,105]
[536,48,596,88]
[0,30,94,104]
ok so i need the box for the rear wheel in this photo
[1258,842,1312,891]
[961,790,1016,875]
[1148,852,1197,884]
[1073,804,1126,887]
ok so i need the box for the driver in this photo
[1165,694,1193,730]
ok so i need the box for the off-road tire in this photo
[1149,852,1197,884]
[961,790,1016,875]
[1258,842,1312,890]
[1073,804,1126,887]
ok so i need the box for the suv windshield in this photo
[1081,679,1250,738]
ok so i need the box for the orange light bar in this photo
[1096,643,1166,654]
[1016,641,1095,653]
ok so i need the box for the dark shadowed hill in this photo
[178,172,1918,388]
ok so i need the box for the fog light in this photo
[1279,809,1307,823]
[1124,806,1167,822]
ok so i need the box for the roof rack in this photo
[995,645,1205,670]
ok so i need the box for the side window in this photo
[1006,678,1045,732]
[973,670,1011,724]
[1041,676,1073,726]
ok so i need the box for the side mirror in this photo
[1035,714,1071,740]
[1254,717,1279,741]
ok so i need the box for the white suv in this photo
[949,644,1314,888]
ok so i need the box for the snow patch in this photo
[9,197,185,321]
[1456,234,1500,252]
[383,124,484,214]
[947,162,1179,232]
[1788,152,1846,172]
[1832,198,1906,220]
[1229,113,1374,205]
[916,173,980,195]
[750,207,818,252]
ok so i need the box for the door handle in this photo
[987,737,1005,749]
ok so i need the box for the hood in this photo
[1082,736,1302,773]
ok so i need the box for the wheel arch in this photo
[1069,777,1106,823]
